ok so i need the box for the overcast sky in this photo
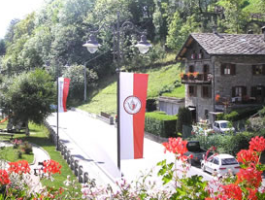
[0,0,45,39]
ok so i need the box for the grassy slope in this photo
[78,62,184,115]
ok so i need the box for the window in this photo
[191,51,196,59]
[213,158,219,165]
[189,65,194,72]
[221,158,238,165]
[202,86,211,98]
[198,49,203,59]
[188,86,197,97]
[232,86,247,97]
[251,86,265,102]
[221,63,236,75]
[252,65,265,75]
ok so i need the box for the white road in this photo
[46,109,215,187]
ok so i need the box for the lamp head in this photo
[83,34,101,54]
[135,35,152,54]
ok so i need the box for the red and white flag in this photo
[119,72,148,159]
[58,77,70,112]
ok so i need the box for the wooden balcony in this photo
[181,73,212,84]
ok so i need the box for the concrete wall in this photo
[158,98,185,115]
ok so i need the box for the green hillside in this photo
[78,63,184,115]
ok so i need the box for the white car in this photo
[201,154,240,177]
[212,120,235,134]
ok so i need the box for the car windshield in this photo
[220,122,228,128]
[221,158,238,165]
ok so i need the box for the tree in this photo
[0,39,6,56]
[2,69,55,135]
[63,64,98,101]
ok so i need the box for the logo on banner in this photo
[123,96,142,115]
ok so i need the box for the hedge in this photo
[145,111,177,138]
[217,106,262,122]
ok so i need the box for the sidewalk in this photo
[0,142,50,193]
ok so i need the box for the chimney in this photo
[248,30,253,34]
[262,26,265,41]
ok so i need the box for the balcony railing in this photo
[181,73,212,84]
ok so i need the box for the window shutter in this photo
[242,86,247,96]
[231,64,236,75]
[232,87,236,97]
[208,87,212,98]
[252,65,256,75]
[221,64,225,75]
[262,64,265,75]
[251,87,257,97]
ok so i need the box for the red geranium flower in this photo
[162,137,188,155]
[249,136,265,153]
[246,188,258,200]
[0,169,10,185]
[236,167,262,188]
[237,149,259,166]
[221,184,242,200]
[8,160,30,174]
[43,160,62,174]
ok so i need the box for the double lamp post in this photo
[82,12,152,169]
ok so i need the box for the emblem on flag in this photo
[123,96,142,115]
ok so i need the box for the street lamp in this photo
[83,12,152,170]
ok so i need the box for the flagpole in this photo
[116,12,121,170]
[56,67,59,151]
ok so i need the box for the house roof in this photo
[176,33,265,60]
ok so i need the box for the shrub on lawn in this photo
[145,111,177,138]
[21,141,33,155]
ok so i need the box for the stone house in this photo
[176,29,265,124]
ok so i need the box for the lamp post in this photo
[83,12,152,170]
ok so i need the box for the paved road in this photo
[46,110,214,187]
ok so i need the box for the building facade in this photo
[176,31,265,124]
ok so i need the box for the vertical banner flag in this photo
[58,77,70,112]
[120,72,148,159]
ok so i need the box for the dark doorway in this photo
[188,106,197,123]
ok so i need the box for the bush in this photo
[217,107,262,122]
[188,134,233,154]
[146,99,157,112]
[145,111,177,138]
[21,141,33,155]
[177,107,192,133]
[229,131,256,155]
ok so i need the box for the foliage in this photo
[217,107,262,122]
[63,64,98,102]
[78,64,184,115]
[0,40,5,56]
[145,111,178,138]
[1,69,55,126]
[177,107,192,134]
[229,131,256,155]
[189,134,231,153]
[0,146,33,163]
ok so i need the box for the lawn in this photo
[78,63,184,115]
[0,122,81,191]
[0,146,34,163]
